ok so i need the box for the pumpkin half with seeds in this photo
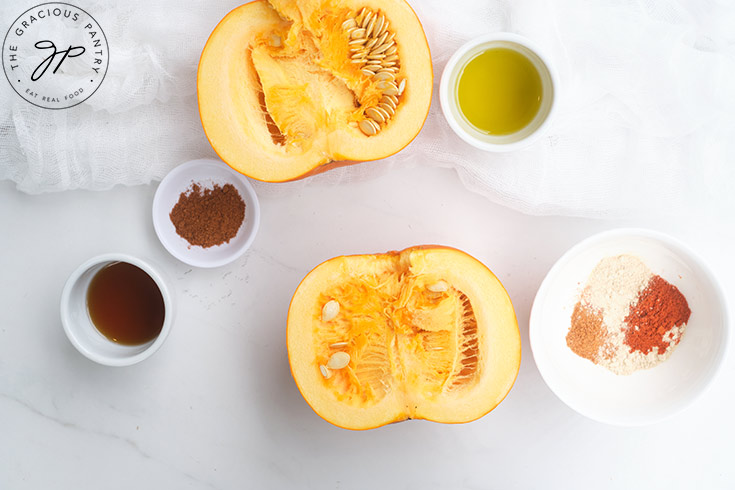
[287,246,521,430]
[197,0,432,182]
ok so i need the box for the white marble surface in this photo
[0,165,733,489]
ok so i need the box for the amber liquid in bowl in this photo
[86,262,165,345]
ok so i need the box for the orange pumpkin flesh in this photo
[197,0,432,182]
[287,247,521,430]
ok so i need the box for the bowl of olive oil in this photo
[440,33,558,151]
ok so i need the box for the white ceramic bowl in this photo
[152,159,260,268]
[439,32,558,152]
[529,228,729,426]
[60,254,174,366]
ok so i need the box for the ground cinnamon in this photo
[169,182,246,248]
[624,275,691,355]
[567,302,608,362]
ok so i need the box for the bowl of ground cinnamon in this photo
[530,228,729,426]
[152,159,260,268]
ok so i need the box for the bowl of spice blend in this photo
[530,228,729,426]
[152,159,260,268]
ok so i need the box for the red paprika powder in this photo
[623,275,691,355]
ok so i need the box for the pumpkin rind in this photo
[287,246,521,430]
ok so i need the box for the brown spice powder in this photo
[170,182,246,248]
[566,302,606,362]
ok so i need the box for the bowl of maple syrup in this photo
[60,253,174,366]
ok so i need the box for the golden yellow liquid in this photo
[457,48,543,135]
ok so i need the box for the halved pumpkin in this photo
[197,0,432,182]
[287,246,521,430]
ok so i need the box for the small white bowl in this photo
[152,159,260,268]
[529,228,729,426]
[439,32,558,152]
[60,254,174,366]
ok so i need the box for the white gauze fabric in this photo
[1,0,734,219]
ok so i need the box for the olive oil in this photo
[457,47,543,135]
[87,262,165,345]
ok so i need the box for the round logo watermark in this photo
[2,2,109,109]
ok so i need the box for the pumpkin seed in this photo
[362,67,377,77]
[349,38,367,46]
[375,31,390,48]
[366,107,386,124]
[378,102,395,116]
[320,365,332,379]
[330,341,349,349]
[375,80,390,91]
[398,79,406,96]
[359,119,377,136]
[365,16,376,37]
[365,37,379,51]
[384,45,397,56]
[427,280,448,293]
[342,18,357,30]
[384,53,399,62]
[378,80,398,92]
[374,106,391,121]
[366,118,381,134]
[380,95,397,109]
[374,15,385,36]
[367,53,386,60]
[371,43,392,55]
[373,71,395,82]
[350,28,366,40]
[383,94,398,106]
[378,18,389,37]
[360,11,373,28]
[322,300,340,322]
[327,351,351,370]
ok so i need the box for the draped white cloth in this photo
[1,0,733,218]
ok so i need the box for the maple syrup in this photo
[86,262,165,345]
